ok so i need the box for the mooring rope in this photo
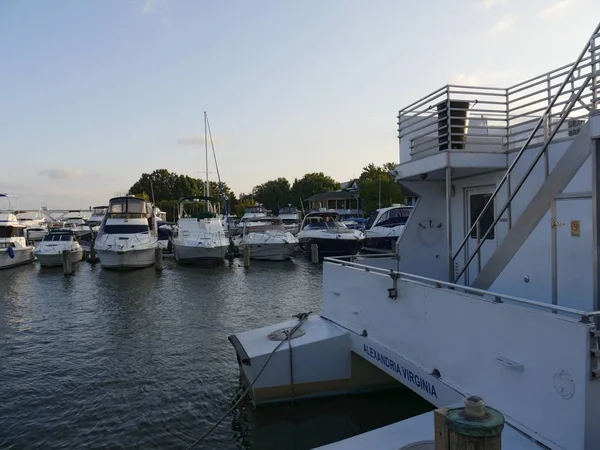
[184,312,311,449]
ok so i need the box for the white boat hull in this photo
[173,243,227,264]
[35,249,84,268]
[0,247,34,269]
[240,242,296,261]
[97,247,156,269]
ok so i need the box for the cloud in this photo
[539,0,570,18]
[490,14,517,33]
[479,0,507,9]
[450,68,522,86]
[141,0,158,14]
[37,168,84,180]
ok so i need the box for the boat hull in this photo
[240,242,296,261]
[96,247,156,269]
[362,236,399,253]
[0,247,34,269]
[298,237,364,256]
[173,243,227,265]
[35,249,84,268]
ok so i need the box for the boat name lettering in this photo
[363,344,437,399]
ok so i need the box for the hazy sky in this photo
[1,0,598,209]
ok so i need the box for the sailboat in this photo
[172,111,230,265]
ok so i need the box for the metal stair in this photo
[452,23,600,286]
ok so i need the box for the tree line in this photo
[127,163,403,221]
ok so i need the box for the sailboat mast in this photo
[204,111,209,197]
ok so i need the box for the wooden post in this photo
[243,245,250,268]
[89,238,97,264]
[62,250,73,276]
[310,244,319,264]
[434,396,504,450]
[155,247,163,271]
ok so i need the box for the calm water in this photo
[0,257,430,449]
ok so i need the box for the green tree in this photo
[290,172,340,205]
[252,178,291,213]
[358,162,403,216]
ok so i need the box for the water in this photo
[0,258,431,449]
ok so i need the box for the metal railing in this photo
[398,27,600,159]
[452,24,600,284]
[325,255,600,323]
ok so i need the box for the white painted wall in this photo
[322,262,596,450]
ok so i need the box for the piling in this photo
[243,245,250,268]
[155,248,163,271]
[310,244,319,264]
[89,239,97,264]
[434,396,504,450]
[62,250,73,276]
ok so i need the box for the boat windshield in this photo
[303,221,347,231]
[366,207,412,229]
[108,198,149,218]
[43,234,73,242]
[279,206,297,215]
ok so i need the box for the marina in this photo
[2,2,600,449]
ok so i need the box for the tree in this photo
[290,173,340,205]
[252,178,291,213]
[358,162,403,216]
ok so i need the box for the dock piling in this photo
[89,239,97,264]
[155,248,163,271]
[243,245,250,268]
[310,244,319,264]
[434,395,504,450]
[62,250,73,276]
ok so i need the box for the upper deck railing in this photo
[398,31,600,158]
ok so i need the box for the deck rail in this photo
[325,254,600,323]
[398,27,600,159]
[451,23,600,284]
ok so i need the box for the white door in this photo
[464,186,497,285]
[556,197,593,311]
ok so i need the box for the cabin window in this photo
[103,225,149,234]
[0,226,24,238]
[469,194,495,240]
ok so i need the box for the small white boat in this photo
[95,196,159,269]
[18,209,49,242]
[172,196,230,265]
[278,205,301,235]
[0,195,34,269]
[34,228,84,267]
[296,210,365,256]
[362,204,413,253]
[238,217,298,261]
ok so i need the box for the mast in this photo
[204,111,209,198]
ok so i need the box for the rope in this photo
[184,312,312,450]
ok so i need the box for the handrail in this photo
[451,23,600,282]
[324,255,600,322]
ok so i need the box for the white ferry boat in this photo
[228,23,600,450]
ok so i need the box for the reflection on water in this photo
[0,258,430,449]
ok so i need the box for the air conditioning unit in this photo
[568,119,584,136]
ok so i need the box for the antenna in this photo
[204,111,209,197]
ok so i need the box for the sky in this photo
[1,0,598,209]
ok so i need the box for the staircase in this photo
[452,23,600,287]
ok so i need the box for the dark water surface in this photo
[0,258,430,449]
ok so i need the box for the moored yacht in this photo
[60,210,90,238]
[34,228,84,267]
[94,196,158,269]
[172,196,229,264]
[238,216,298,261]
[228,24,600,450]
[277,205,301,235]
[0,195,34,269]
[362,204,413,253]
[296,210,364,256]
